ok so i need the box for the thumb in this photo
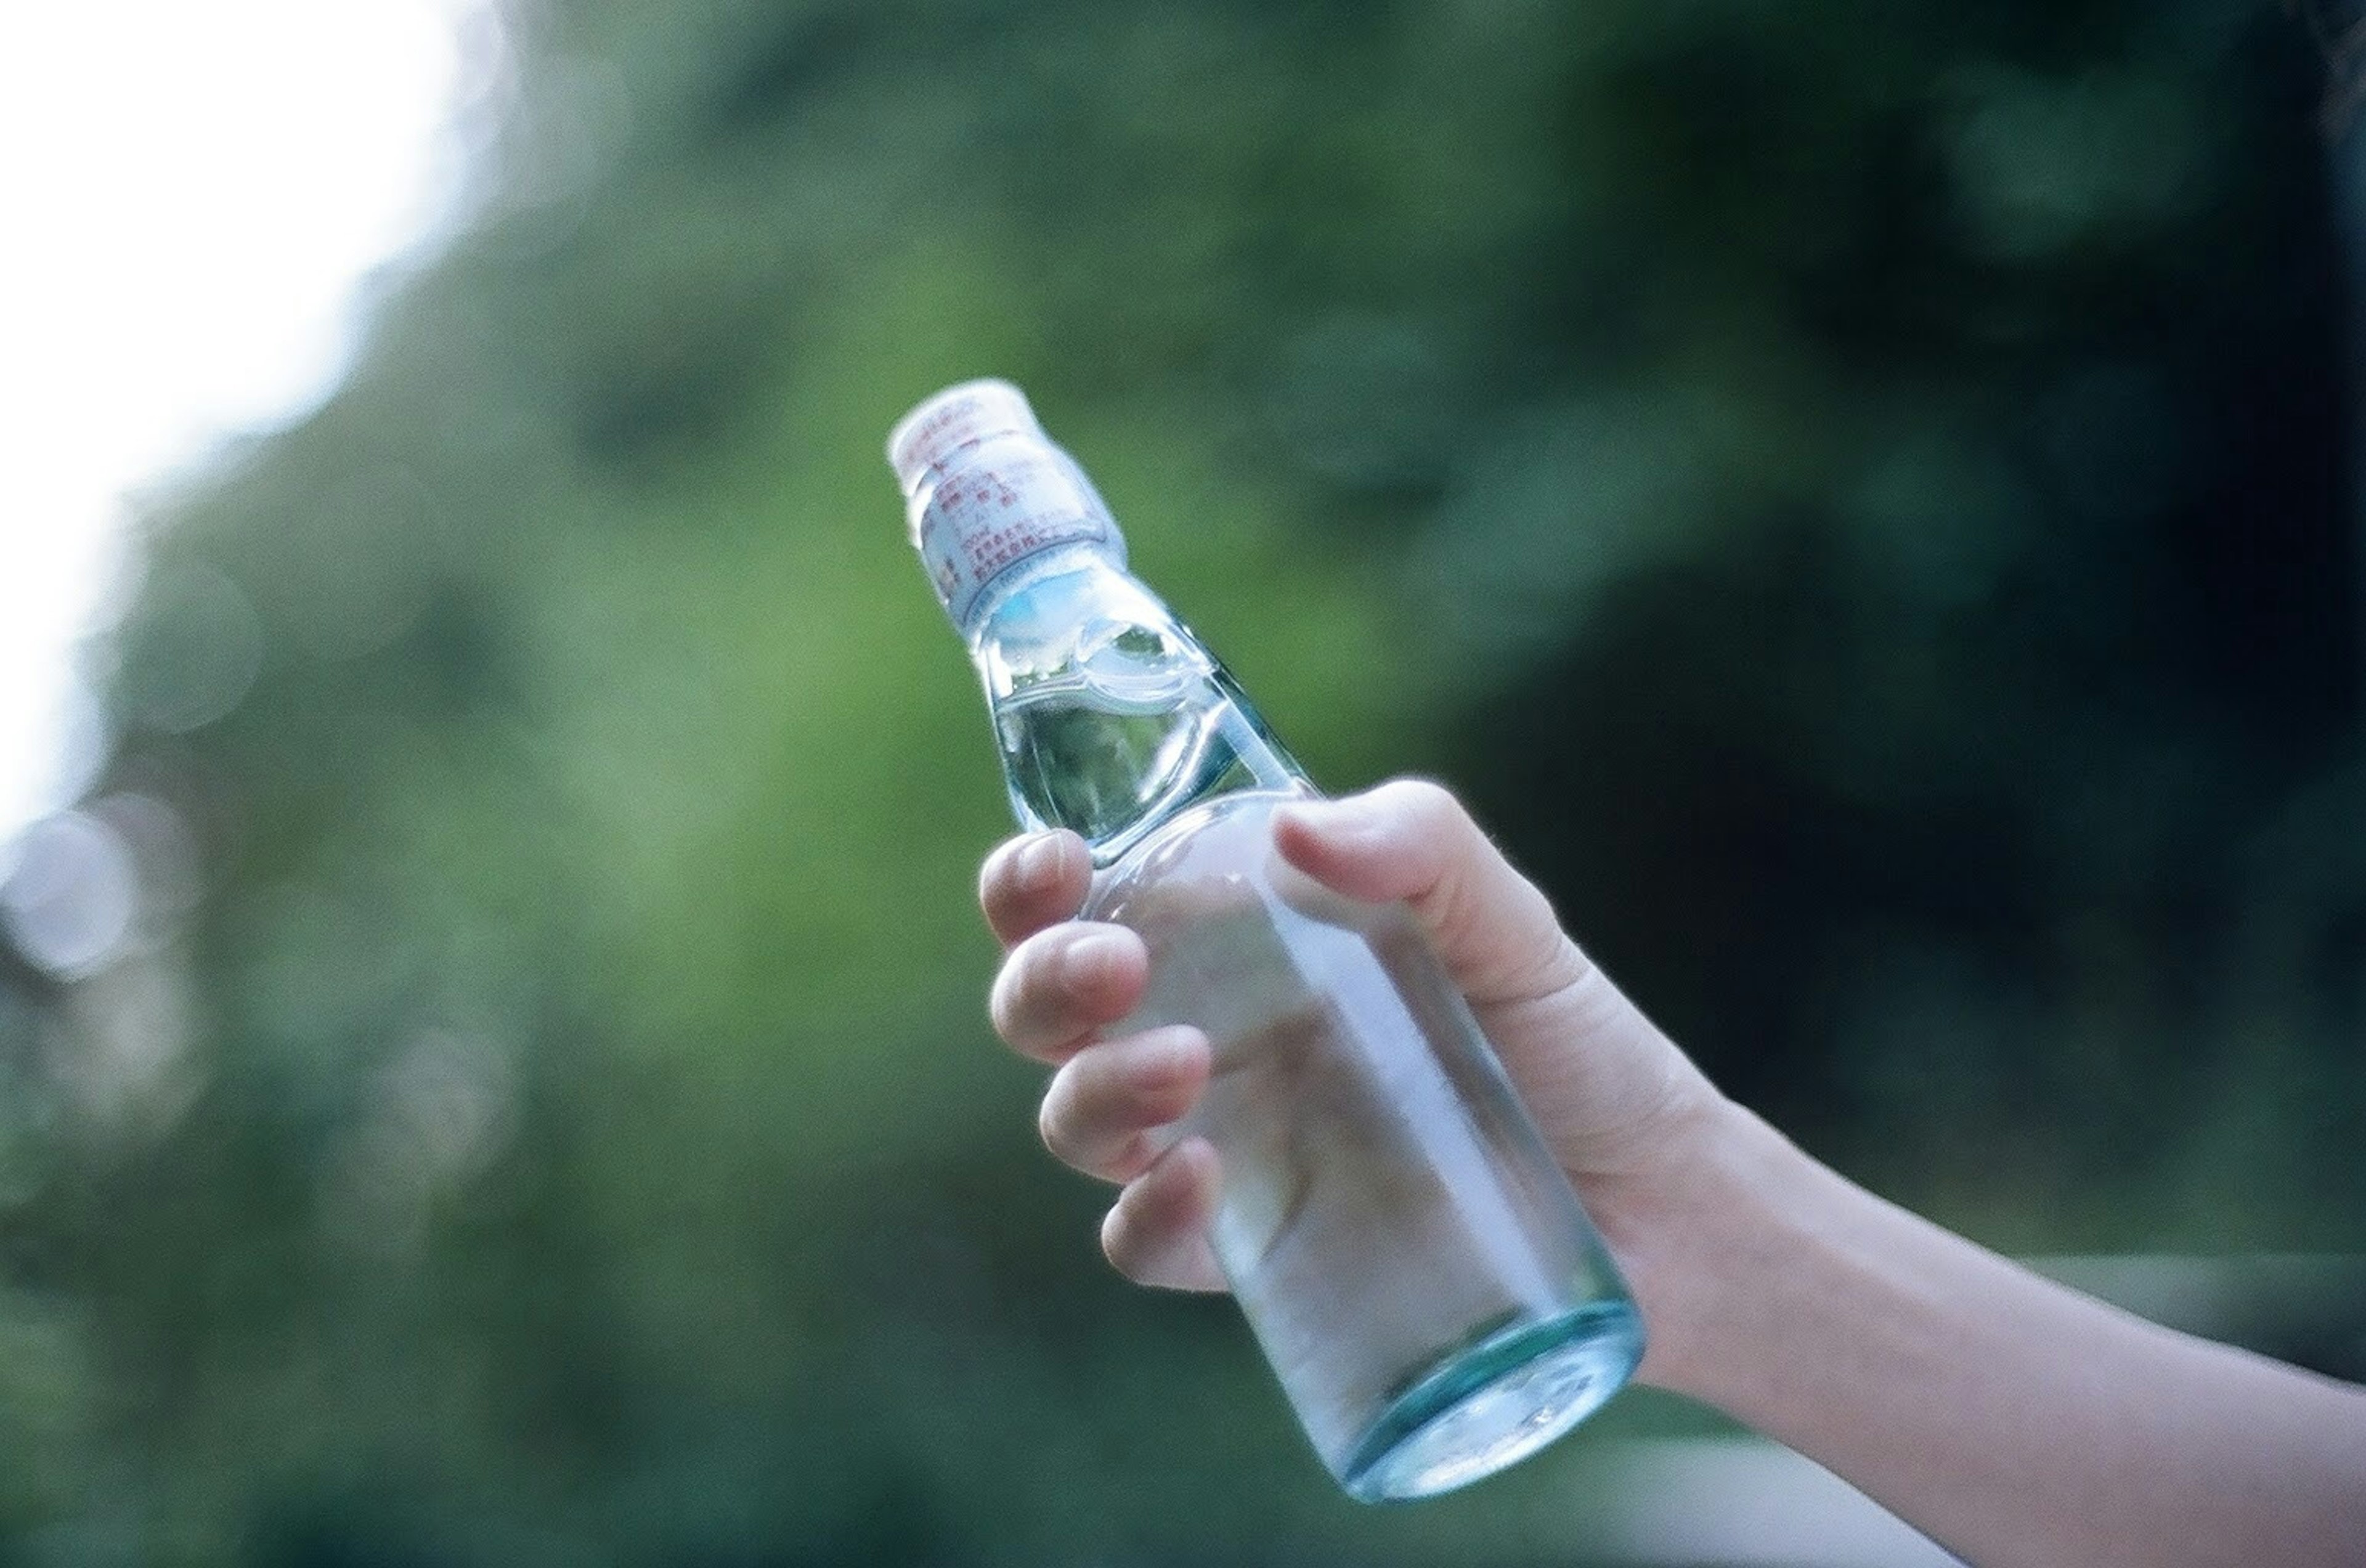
[1270,780,1587,1009]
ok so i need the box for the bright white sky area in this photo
[0,0,493,851]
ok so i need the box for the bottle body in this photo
[892,382,1642,1500]
[1092,790,1641,1499]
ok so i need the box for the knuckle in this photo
[1384,776,1463,834]
[1392,775,1458,815]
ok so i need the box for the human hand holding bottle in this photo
[980,776,1727,1389]
[979,777,2366,1567]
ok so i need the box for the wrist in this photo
[1581,1095,1807,1400]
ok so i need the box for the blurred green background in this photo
[4,0,2363,1561]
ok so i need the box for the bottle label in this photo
[917,444,1126,627]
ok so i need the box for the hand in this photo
[978,780,1728,1372]
[983,782,2366,1562]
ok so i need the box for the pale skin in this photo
[980,779,2366,1568]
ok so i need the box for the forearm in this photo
[1598,1104,2366,1568]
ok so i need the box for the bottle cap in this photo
[886,378,1045,500]
[887,379,1124,630]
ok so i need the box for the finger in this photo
[1039,1026,1210,1182]
[988,923,1149,1062]
[978,830,1092,949]
[1271,779,1585,1008]
[1101,1137,1227,1293]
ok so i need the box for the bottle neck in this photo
[972,553,1309,861]
[964,543,1139,661]
[969,550,1181,691]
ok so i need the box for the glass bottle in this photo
[887,380,1643,1501]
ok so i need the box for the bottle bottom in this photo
[1338,1301,1644,1503]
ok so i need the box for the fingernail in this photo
[1281,795,1381,845]
[1017,833,1065,890]
[1063,930,1130,989]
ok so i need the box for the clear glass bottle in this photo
[888,380,1643,1501]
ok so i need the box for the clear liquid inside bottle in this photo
[980,550,1304,863]
[971,548,1643,1499]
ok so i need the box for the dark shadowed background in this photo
[3,1,2362,1562]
